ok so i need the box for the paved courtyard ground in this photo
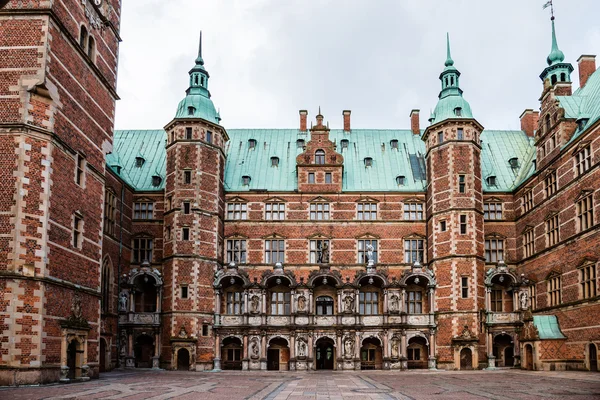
[1,369,599,400]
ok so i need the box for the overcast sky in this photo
[114,0,600,131]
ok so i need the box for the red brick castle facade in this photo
[1,2,599,384]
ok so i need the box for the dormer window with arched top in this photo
[135,156,145,168]
[296,139,305,149]
[242,176,251,186]
[315,150,325,165]
[487,176,497,186]
[188,106,195,116]
[341,139,349,150]
[396,175,406,186]
[454,107,462,117]
[508,158,519,169]
[248,139,257,149]
[364,157,373,167]
[271,157,279,167]
[152,175,162,187]
[390,140,399,149]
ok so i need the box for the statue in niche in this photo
[119,292,128,312]
[317,241,329,264]
[366,243,375,263]
[391,337,399,358]
[389,295,399,313]
[71,293,82,319]
[297,295,306,312]
[344,336,354,359]
[178,326,187,338]
[250,338,260,359]
[120,330,128,356]
[520,291,528,310]
[250,295,260,313]
[297,338,307,358]
[343,295,354,313]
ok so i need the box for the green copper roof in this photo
[430,96,474,125]
[107,130,166,191]
[533,315,566,339]
[547,19,565,66]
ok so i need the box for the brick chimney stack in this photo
[410,109,420,135]
[519,109,540,137]
[342,110,351,132]
[577,55,596,89]
[299,110,308,132]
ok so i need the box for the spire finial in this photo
[546,8,565,66]
[195,31,205,65]
[318,105,322,116]
[445,32,454,67]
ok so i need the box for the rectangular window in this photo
[226,239,246,264]
[73,215,82,248]
[202,324,209,336]
[132,238,153,263]
[490,289,503,312]
[227,203,247,220]
[357,202,377,220]
[181,286,188,299]
[310,202,330,220]
[523,190,534,213]
[523,229,534,258]
[529,284,537,310]
[546,214,559,247]
[357,239,378,263]
[460,215,467,234]
[407,348,421,361]
[270,291,291,315]
[265,239,285,264]
[575,145,591,176]
[226,291,244,315]
[544,171,557,198]
[309,239,330,264]
[182,227,190,241]
[183,201,191,214]
[166,226,171,240]
[548,276,561,307]
[484,238,504,263]
[134,202,154,219]
[461,277,469,298]
[206,130,212,144]
[359,291,379,315]
[437,131,444,143]
[440,220,447,232]
[580,263,597,299]
[577,193,594,231]
[403,202,424,220]
[406,291,423,314]
[75,154,85,186]
[104,190,116,235]
[185,127,192,140]
[325,172,332,183]
[484,202,502,220]
[184,170,192,184]
[458,175,466,193]
[404,239,424,264]
[308,173,315,184]
[265,202,285,220]
[457,128,464,140]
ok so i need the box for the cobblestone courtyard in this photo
[1,369,599,400]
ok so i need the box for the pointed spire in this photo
[547,18,565,66]
[445,32,454,67]
[195,30,205,65]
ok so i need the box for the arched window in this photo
[316,296,334,315]
[545,114,551,133]
[79,26,88,48]
[269,282,291,315]
[222,277,245,315]
[133,274,157,312]
[296,139,305,148]
[560,72,566,82]
[87,36,95,60]
[340,139,349,150]
[187,106,195,116]
[551,74,557,85]
[396,175,406,186]
[315,150,325,165]
[248,139,257,149]
[454,107,462,117]
[101,258,112,313]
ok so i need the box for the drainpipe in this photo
[115,184,125,368]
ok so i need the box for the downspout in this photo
[115,183,125,368]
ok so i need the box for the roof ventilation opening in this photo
[454,107,462,117]
[187,106,196,116]
[135,156,145,168]
[487,176,497,186]
[248,139,257,149]
[242,175,251,186]
[340,139,349,150]
[152,175,162,187]
[508,157,519,169]
[390,140,399,149]
[271,156,279,167]
[396,175,406,186]
[296,139,305,148]
[364,157,373,167]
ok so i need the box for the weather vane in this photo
[543,0,555,20]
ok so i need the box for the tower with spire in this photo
[163,31,228,370]
[422,34,486,370]
[539,16,573,91]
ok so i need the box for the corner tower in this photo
[163,32,228,370]
[423,35,486,370]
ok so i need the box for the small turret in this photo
[539,18,573,87]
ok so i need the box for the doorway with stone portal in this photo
[315,337,335,370]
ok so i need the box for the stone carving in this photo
[297,337,307,358]
[317,241,329,264]
[60,365,69,381]
[250,338,260,359]
[389,295,399,313]
[520,291,528,310]
[81,364,90,379]
[72,293,82,319]
[344,336,354,359]
[391,337,400,358]
[250,295,260,314]
[119,292,128,312]
[133,313,158,324]
[343,295,354,313]
[297,295,307,312]
[363,316,383,326]
[119,330,127,356]
[366,243,375,263]
[178,326,187,338]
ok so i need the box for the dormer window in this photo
[112,165,121,174]
[577,118,589,131]
[296,139,305,148]
[271,157,279,167]
[315,150,325,165]
[364,157,373,167]
[135,156,145,168]
[341,139,349,150]
[248,139,257,149]
[390,140,399,149]
[242,175,251,186]
[396,175,406,186]
[487,176,497,186]
[508,158,519,169]
[454,107,462,117]
[188,106,195,116]
[185,127,192,140]
[152,175,162,187]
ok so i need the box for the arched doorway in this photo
[523,344,533,370]
[590,343,598,372]
[67,339,82,379]
[134,334,154,368]
[133,275,158,312]
[360,337,382,370]
[100,338,107,372]
[177,348,190,371]
[315,337,335,370]
[407,336,428,369]
[493,334,513,367]
[267,338,289,371]
[460,348,473,370]
[222,337,242,370]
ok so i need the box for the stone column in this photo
[337,290,342,313]
[354,333,361,370]
[290,334,296,359]
[214,289,221,323]
[129,291,135,312]
[156,285,162,313]
[383,289,388,314]
[401,289,406,313]
[308,291,314,314]
[428,330,436,370]
[242,335,249,370]
[355,289,360,313]
[152,332,160,369]
[400,331,408,370]
[244,291,249,314]
[291,289,296,314]
[429,288,435,313]
[260,333,267,370]
[213,334,221,371]
[485,287,491,311]
[262,290,267,314]
[486,332,496,369]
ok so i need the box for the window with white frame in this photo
[226,239,246,263]
[265,239,285,264]
[406,291,423,313]
[580,262,597,300]
[484,202,502,220]
[310,202,330,220]
[357,239,378,263]
[546,214,559,247]
[404,238,424,263]
[484,238,504,263]
[73,214,83,248]
[265,202,285,220]
[226,292,244,315]
[359,291,379,315]
[547,275,561,306]
[357,202,377,220]
[575,145,591,176]
[529,284,537,310]
[523,190,533,213]
[403,202,424,220]
[544,171,557,198]
[104,190,116,235]
[132,238,153,263]
[309,239,330,264]
[577,192,594,232]
[270,291,291,315]
[523,229,534,258]
[227,202,247,220]
[134,202,153,219]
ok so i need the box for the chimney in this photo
[519,109,539,138]
[299,110,307,132]
[410,109,420,135]
[342,110,351,132]
[577,55,596,89]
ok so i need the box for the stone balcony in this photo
[216,313,435,327]
[486,312,522,325]
[119,312,161,326]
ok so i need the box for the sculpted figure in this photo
[389,295,399,312]
[344,337,354,359]
[297,295,306,312]
[366,243,374,263]
[318,241,330,264]
[520,291,528,310]
[391,338,399,358]
[251,338,260,358]
[298,339,306,357]
[119,292,128,312]
[344,295,354,312]
[250,295,260,313]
